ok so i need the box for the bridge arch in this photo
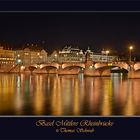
[94,62,129,71]
[62,63,85,69]
[40,63,59,69]
[91,62,129,76]
[133,62,140,71]
[28,65,38,71]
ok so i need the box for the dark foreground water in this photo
[0,73,140,116]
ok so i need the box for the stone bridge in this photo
[18,62,85,74]
[9,61,140,78]
[94,62,129,71]
[84,62,140,78]
[26,62,85,70]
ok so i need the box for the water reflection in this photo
[0,73,140,115]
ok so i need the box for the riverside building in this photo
[58,46,85,63]
[85,48,118,62]
[0,46,16,71]
[16,47,48,65]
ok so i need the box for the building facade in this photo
[58,46,85,63]
[16,48,48,65]
[0,46,16,66]
[85,48,118,62]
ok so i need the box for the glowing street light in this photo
[105,50,110,62]
[129,46,133,62]
[17,59,22,64]
[37,52,41,64]
[54,54,58,62]
[17,58,22,73]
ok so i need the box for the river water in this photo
[0,73,140,116]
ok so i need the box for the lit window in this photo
[24,53,29,55]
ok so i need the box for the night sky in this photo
[0,12,140,55]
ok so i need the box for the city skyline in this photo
[0,12,140,55]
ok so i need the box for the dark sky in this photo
[0,12,140,55]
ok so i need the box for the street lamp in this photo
[17,59,22,64]
[37,53,40,64]
[129,46,133,62]
[17,58,22,73]
[105,50,110,62]
[54,54,58,62]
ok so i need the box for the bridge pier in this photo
[58,69,80,75]
[46,68,58,74]
[128,70,140,78]
[84,69,111,77]
[127,63,140,78]
[84,69,100,76]
[101,69,111,76]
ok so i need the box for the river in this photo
[0,73,140,116]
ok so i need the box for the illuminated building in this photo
[58,46,85,62]
[86,48,118,62]
[92,53,118,62]
[0,46,16,70]
[16,48,48,65]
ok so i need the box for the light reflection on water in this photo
[0,73,140,116]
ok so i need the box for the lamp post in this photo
[105,50,110,62]
[37,52,40,64]
[54,54,58,62]
[17,58,22,73]
[129,46,133,62]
